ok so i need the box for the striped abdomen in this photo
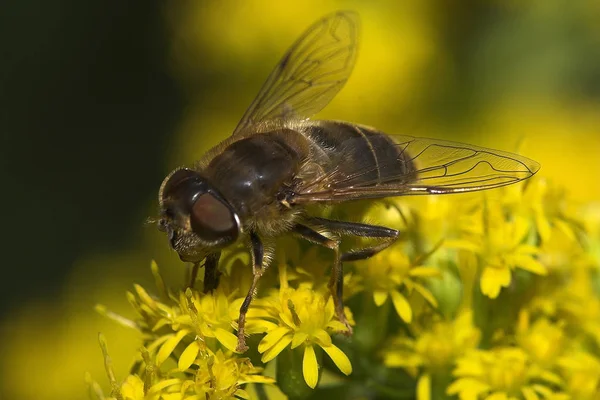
[305,120,416,189]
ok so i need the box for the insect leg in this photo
[291,223,338,248]
[202,252,222,293]
[291,224,354,334]
[308,217,400,261]
[302,218,400,332]
[236,232,264,353]
[188,262,201,289]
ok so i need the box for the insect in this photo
[156,11,539,352]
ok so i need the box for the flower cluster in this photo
[379,179,600,400]
[89,262,274,400]
[91,177,600,399]
[87,333,271,400]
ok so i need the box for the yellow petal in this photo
[390,290,412,322]
[156,329,190,366]
[416,373,431,400]
[453,358,485,377]
[480,266,511,298]
[134,284,157,310]
[178,341,200,371]
[239,374,276,384]
[303,344,319,389]
[258,326,291,353]
[521,387,539,400]
[409,266,441,278]
[538,370,563,386]
[199,322,214,338]
[513,215,532,242]
[555,219,576,242]
[531,385,552,398]
[321,344,352,376]
[246,308,272,319]
[444,239,482,252]
[179,378,195,396]
[517,244,539,255]
[486,392,508,400]
[140,304,155,316]
[245,320,278,334]
[384,352,423,368]
[151,318,171,332]
[235,389,251,399]
[261,334,293,363]
[280,312,297,328]
[324,297,335,322]
[120,375,145,399]
[412,282,438,308]
[536,211,552,242]
[147,378,181,394]
[313,329,332,347]
[146,334,172,353]
[150,260,167,295]
[446,377,490,397]
[327,320,349,332]
[174,314,192,326]
[373,290,389,306]
[513,254,547,276]
[214,328,238,352]
[291,332,309,349]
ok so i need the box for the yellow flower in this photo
[447,347,563,400]
[515,311,566,373]
[383,196,482,248]
[118,375,146,400]
[255,284,353,389]
[501,178,578,244]
[538,226,588,275]
[356,243,440,323]
[96,349,272,400]
[91,325,273,400]
[99,262,243,359]
[184,349,274,399]
[557,351,600,400]
[383,311,481,400]
[528,267,600,348]
[284,245,332,289]
[174,287,241,353]
[448,204,547,298]
[94,263,275,399]
[581,202,600,236]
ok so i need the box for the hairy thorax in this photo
[199,129,311,237]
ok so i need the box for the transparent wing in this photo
[232,11,359,136]
[292,133,540,203]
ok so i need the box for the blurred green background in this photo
[1,0,599,399]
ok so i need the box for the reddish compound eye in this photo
[190,193,238,243]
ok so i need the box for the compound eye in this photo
[190,193,238,243]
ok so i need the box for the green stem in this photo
[353,292,390,354]
[254,383,269,400]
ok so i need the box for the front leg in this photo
[236,232,265,352]
[188,252,222,292]
[202,252,222,293]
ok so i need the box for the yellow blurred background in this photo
[1,1,599,399]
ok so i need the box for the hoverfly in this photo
[157,11,540,352]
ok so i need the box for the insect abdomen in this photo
[307,121,415,188]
